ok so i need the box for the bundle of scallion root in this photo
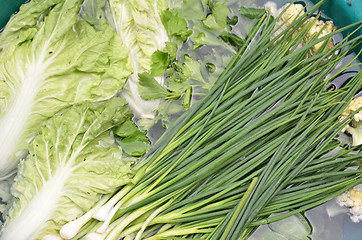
[57,2,362,240]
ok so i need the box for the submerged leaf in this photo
[161,8,192,41]
[151,42,178,76]
[218,31,245,48]
[115,119,151,156]
[268,213,312,240]
[203,3,230,31]
[139,72,181,100]
[240,6,266,19]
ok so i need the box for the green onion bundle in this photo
[62,2,362,239]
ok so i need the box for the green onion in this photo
[64,2,362,239]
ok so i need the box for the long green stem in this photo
[220,177,258,240]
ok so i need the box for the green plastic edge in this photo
[0,0,25,29]
[310,0,362,61]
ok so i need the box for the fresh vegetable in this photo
[103,0,244,130]
[339,95,362,146]
[336,95,362,222]
[138,0,248,129]
[338,184,362,223]
[54,2,362,239]
[0,0,132,179]
[104,0,170,120]
[0,0,361,239]
[0,98,150,240]
[248,213,312,240]
[266,2,335,54]
[0,0,247,223]
[239,6,266,20]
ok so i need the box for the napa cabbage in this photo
[0,98,145,240]
[105,0,169,120]
[84,0,246,131]
[0,0,132,178]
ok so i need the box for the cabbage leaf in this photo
[249,213,312,240]
[0,0,132,177]
[106,0,169,119]
[1,98,138,240]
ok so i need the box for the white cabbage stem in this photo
[0,168,69,240]
[0,51,50,177]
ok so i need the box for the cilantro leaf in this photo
[114,120,151,157]
[138,72,181,100]
[150,42,178,76]
[150,50,169,76]
[202,3,229,31]
[183,86,192,110]
[218,31,245,48]
[239,6,266,19]
[161,9,192,42]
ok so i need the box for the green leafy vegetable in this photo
[161,8,192,41]
[150,42,178,76]
[105,0,251,131]
[0,0,132,178]
[239,6,266,19]
[56,3,362,238]
[150,51,171,77]
[138,72,181,100]
[176,0,207,21]
[0,98,140,240]
[115,120,145,139]
[2,1,359,239]
[218,31,246,48]
[115,120,151,157]
[202,3,230,31]
[183,86,193,109]
[106,0,170,120]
